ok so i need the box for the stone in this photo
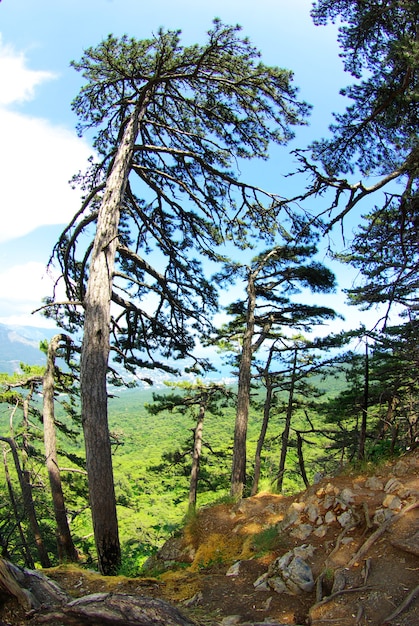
[279,502,305,529]
[340,488,355,504]
[313,525,327,538]
[384,477,404,493]
[394,461,409,476]
[365,476,384,490]
[324,511,336,524]
[383,494,402,510]
[226,561,241,576]
[290,524,313,540]
[253,573,270,591]
[265,550,314,595]
[221,616,242,625]
[307,503,320,523]
[294,544,315,559]
[322,495,335,510]
[268,577,288,594]
[287,556,314,592]
[337,511,354,528]
[373,507,394,525]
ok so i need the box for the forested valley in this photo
[0,0,418,594]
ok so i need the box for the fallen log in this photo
[32,592,197,625]
[0,559,196,625]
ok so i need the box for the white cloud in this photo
[0,36,56,106]
[0,261,60,327]
[0,37,92,243]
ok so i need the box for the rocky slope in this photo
[0,450,418,625]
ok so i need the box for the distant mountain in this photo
[0,323,234,384]
[0,323,58,374]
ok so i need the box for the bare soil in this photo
[0,450,418,625]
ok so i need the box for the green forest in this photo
[0,0,418,578]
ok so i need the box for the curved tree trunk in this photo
[80,104,142,575]
[43,334,79,563]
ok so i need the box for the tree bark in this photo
[188,401,205,513]
[231,270,256,499]
[358,339,369,461]
[277,348,297,493]
[0,437,51,568]
[80,104,141,575]
[251,378,273,496]
[2,446,34,568]
[43,334,79,563]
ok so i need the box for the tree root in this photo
[382,585,419,625]
[348,500,419,567]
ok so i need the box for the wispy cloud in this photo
[0,36,91,243]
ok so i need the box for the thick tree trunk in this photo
[80,105,140,575]
[43,335,79,563]
[188,402,205,513]
[277,348,297,493]
[231,272,256,499]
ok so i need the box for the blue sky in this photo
[0,0,380,334]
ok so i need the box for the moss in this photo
[190,533,244,571]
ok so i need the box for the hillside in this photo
[0,449,417,625]
[0,323,57,374]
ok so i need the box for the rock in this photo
[365,476,384,490]
[290,524,313,540]
[226,561,241,576]
[279,501,305,529]
[287,556,314,592]
[337,511,354,527]
[391,530,419,556]
[373,507,395,525]
[221,615,242,625]
[307,503,320,523]
[339,488,355,504]
[294,544,315,559]
[383,494,402,510]
[324,511,336,524]
[265,550,314,595]
[384,477,404,493]
[268,577,288,593]
[313,525,327,538]
[253,572,270,591]
[393,460,410,476]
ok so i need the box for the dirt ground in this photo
[0,450,418,625]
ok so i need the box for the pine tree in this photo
[47,21,309,573]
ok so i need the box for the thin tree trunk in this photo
[251,378,273,496]
[2,446,34,568]
[277,348,297,493]
[358,339,369,460]
[296,431,309,488]
[80,104,141,575]
[43,334,79,563]
[188,401,205,513]
[231,271,256,499]
[0,437,51,567]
